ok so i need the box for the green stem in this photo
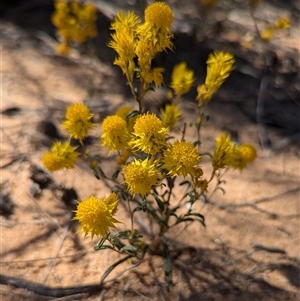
[99,254,135,286]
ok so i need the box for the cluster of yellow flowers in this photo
[261,17,291,41]
[43,2,257,240]
[52,0,97,55]
[108,2,174,107]
[196,51,235,103]
[212,134,256,171]
[42,105,256,237]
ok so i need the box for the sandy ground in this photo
[1,1,300,300]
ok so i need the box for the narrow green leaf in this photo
[133,206,143,213]
[186,212,205,221]
[112,168,121,180]
[197,219,206,227]
[97,165,105,176]
[193,140,200,147]
[120,245,138,253]
[185,213,206,227]
[94,233,109,250]
[179,180,190,186]
[175,217,195,225]
[93,170,101,180]
[113,231,131,240]
[94,244,114,251]
[153,193,165,212]
[216,187,226,195]
[126,110,139,123]
[166,207,179,219]
[147,207,167,226]
[142,198,147,212]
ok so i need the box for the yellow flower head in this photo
[262,17,290,41]
[170,62,195,95]
[109,29,136,61]
[163,141,201,177]
[261,26,275,41]
[115,106,137,132]
[42,141,79,172]
[109,11,140,72]
[131,113,168,154]
[137,3,174,54]
[137,22,173,54]
[212,133,237,170]
[135,39,156,71]
[196,84,212,104]
[141,67,164,87]
[73,193,120,239]
[52,0,97,54]
[275,17,290,30]
[109,11,140,80]
[101,115,130,152]
[122,159,159,196]
[144,2,173,29]
[197,51,235,104]
[205,51,235,86]
[195,178,208,193]
[237,144,257,168]
[212,134,256,170]
[62,103,94,140]
[160,104,181,129]
[110,11,141,32]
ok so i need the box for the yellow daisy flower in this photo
[261,26,275,41]
[135,39,157,71]
[141,67,164,87]
[237,144,257,169]
[73,193,120,239]
[163,141,201,177]
[108,29,136,61]
[212,133,236,170]
[170,62,195,95]
[212,134,256,170]
[122,159,159,197]
[197,51,235,104]
[137,2,174,54]
[160,104,181,129]
[101,115,130,152]
[109,11,140,80]
[52,0,97,55]
[275,17,290,30]
[137,22,173,54]
[42,141,79,172]
[131,113,168,154]
[144,2,173,29]
[110,11,141,32]
[62,103,94,140]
